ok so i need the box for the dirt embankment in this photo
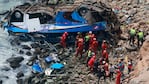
[129,40,149,84]
[103,0,149,84]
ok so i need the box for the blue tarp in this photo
[45,56,54,63]
[32,63,43,73]
[50,63,64,69]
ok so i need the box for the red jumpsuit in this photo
[101,42,107,51]
[89,34,95,47]
[90,38,98,54]
[116,70,121,84]
[75,34,83,46]
[104,63,109,76]
[88,55,96,70]
[76,38,84,57]
[102,50,109,61]
[60,33,68,48]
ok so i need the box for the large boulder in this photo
[7,56,24,69]
[30,43,40,48]
[16,71,24,78]
[21,45,31,50]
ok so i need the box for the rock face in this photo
[129,41,149,84]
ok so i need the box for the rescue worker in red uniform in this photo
[75,38,84,58]
[75,32,83,47]
[90,38,98,55]
[102,49,109,62]
[101,40,107,52]
[88,31,95,47]
[104,62,109,77]
[116,69,121,84]
[88,54,96,71]
[60,32,68,48]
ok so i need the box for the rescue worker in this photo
[75,32,83,47]
[129,28,136,45]
[88,53,96,71]
[102,49,109,62]
[97,66,106,83]
[118,59,125,75]
[84,33,90,51]
[86,48,92,65]
[104,62,109,77]
[88,31,95,47]
[101,40,108,51]
[116,69,121,84]
[137,30,144,47]
[128,59,133,74]
[60,32,68,48]
[90,38,98,55]
[109,64,115,81]
[75,38,84,58]
[93,58,99,74]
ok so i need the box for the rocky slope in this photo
[104,0,149,84]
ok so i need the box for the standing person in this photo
[93,58,99,74]
[75,38,84,58]
[109,64,115,81]
[84,33,90,51]
[118,59,125,75]
[75,32,83,47]
[116,69,122,84]
[104,62,109,78]
[88,31,95,47]
[97,65,105,84]
[128,28,136,45]
[102,49,109,62]
[128,59,133,74]
[101,40,108,51]
[60,32,68,49]
[86,48,93,65]
[90,38,98,55]
[137,30,144,47]
[88,54,96,71]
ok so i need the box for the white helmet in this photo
[89,31,92,34]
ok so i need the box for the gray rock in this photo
[7,56,24,64]
[19,50,24,54]
[31,43,40,48]
[0,66,11,71]
[16,78,23,84]
[10,63,21,69]
[0,75,9,79]
[21,45,31,50]
[7,56,24,69]
[33,48,42,55]
[46,79,54,83]
[0,80,2,84]
[26,51,32,56]
[126,45,137,51]
[24,74,35,84]
[32,77,40,84]
[16,71,24,78]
